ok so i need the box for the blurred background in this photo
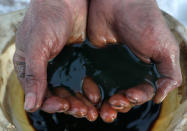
[0,0,186,28]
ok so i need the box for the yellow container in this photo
[0,10,186,131]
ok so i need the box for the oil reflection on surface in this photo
[28,41,161,131]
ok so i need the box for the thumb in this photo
[24,51,48,112]
[153,44,182,103]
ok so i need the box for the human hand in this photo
[87,0,182,122]
[41,86,98,121]
[13,0,93,117]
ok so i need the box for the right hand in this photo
[13,0,98,121]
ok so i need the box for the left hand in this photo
[86,0,182,123]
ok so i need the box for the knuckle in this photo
[25,75,36,85]
[13,57,26,78]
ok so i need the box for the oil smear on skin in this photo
[28,40,161,131]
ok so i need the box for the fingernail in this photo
[111,104,125,110]
[159,94,167,103]
[126,95,139,105]
[63,103,69,111]
[24,93,36,111]
[57,104,69,113]
[110,101,125,109]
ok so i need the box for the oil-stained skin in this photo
[13,0,89,113]
[13,0,182,124]
[82,78,155,123]
[41,87,99,122]
[87,0,182,123]
[82,77,101,104]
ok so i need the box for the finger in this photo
[13,52,41,113]
[24,51,48,112]
[100,102,117,123]
[122,83,155,105]
[53,88,88,118]
[66,96,88,118]
[109,94,132,113]
[41,96,69,113]
[152,44,182,103]
[82,77,101,104]
[76,92,98,122]
[53,87,72,98]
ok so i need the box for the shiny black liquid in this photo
[28,41,161,131]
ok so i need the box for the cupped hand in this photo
[87,0,182,122]
[41,86,98,122]
[13,0,89,113]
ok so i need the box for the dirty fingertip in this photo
[68,96,88,118]
[82,77,101,104]
[87,108,98,122]
[109,94,130,110]
[153,89,167,104]
[100,102,117,123]
[75,92,98,122]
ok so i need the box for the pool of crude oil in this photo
[27,41,161,131]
